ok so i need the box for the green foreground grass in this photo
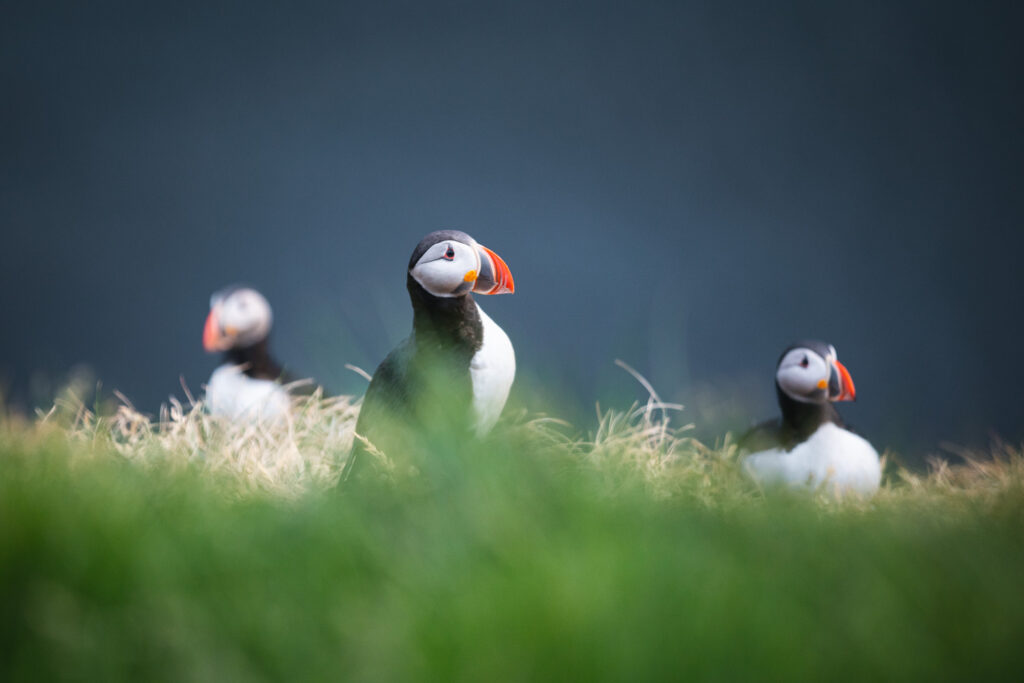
[2,395,1023,681]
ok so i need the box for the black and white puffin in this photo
[202,285,307,422]
[741,340,881,496]
[343,230,516,480]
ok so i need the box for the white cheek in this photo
[778,366,812,393]
[223,307,253,331]
[221,301,271,342]
[410,241,479,297]
[411,260,464,296]
[777,365,823,401]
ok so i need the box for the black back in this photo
[224,339,283,381]
[342,252,485,484]
[221,338,318,397]
[739,340,846,452]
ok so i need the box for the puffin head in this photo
[775,340,856,404]
[203,286,273,352]
[407,230,514,298]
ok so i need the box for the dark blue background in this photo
[3,1,1022,458]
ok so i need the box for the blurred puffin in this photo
[741,341,881,496]
[202,285,309,422]
[343,230,515,481]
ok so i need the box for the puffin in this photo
[740,340,881,497]
[202,285,309,422]
[342,230,516,481]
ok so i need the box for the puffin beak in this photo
[473,245,515,295]
[203,308,225,352]
[829,359,856,402]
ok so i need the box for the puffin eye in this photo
[800,356,809,368]
[444,246,455,260]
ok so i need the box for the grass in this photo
[1,380,1023,681]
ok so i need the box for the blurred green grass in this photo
[2,413,1023,682]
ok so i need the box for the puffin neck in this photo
[407,275,483,355]
[224,339,283,381]
[776,382,844,440]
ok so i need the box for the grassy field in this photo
[1,390,1023,681]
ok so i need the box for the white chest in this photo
[469,304,516,436]
[206,364,291,423]
[744,422,881,497]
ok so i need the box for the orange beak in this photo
[473,245,515,295]
[203,309,223,352]
[832,359,856,402]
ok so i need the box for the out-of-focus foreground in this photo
[1,392,1022,681]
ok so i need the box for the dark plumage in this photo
[223,340,283,381]
[203,286,320,421]
[343,266,484,482]
[341,230,516,485]
[221,340,317,395]
[739,340,846,452]
[740,339,880,496]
